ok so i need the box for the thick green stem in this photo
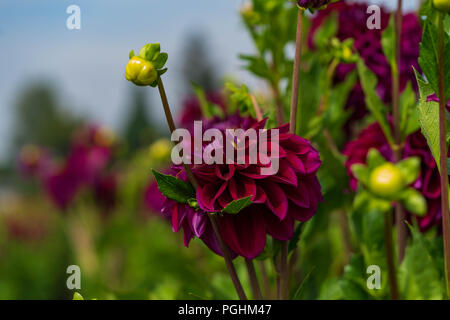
[157,78,247,300]
[437,12,450,299]
[384,212,399,300]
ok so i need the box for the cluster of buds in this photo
[351,149,426,216]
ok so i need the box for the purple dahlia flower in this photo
[161,115,323,259]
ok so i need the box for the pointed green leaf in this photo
[381,16,395,67]
[399,224,445,299]
[414,68,442,171]
[397,157,421,185]
[351,164,370,186]
[419,19,450,102]
[152,169,196,204]
[153,52,168,69]
[400,188,427,216]
[399,82,419,138]
[356,58,394,145]
[366,148,386,170]
[222,196,253,214]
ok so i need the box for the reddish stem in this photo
[437,12,450,299]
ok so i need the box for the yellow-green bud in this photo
[73,292,84,300]
[125,56,158,86]
[434,0,450,13]
[369,163,404,198]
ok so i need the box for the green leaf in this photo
[399,188,427,216]
[366,148,386,170]
[399,82,420,138]
[381,16,395,67]
[399,224,445,299]
[356,58,394,145]
[139,43,161,61]
[414,68,442,170]
[129,50,135,59]
[419,19,450,102]
[152,52,168,69]
[397,157,421,185]
[221,196,253,214]
[192,84,209,117]
[351,164,370,186]
[152,169,196,204]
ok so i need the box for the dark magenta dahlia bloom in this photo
[343,122,444,231]
[309,1,422,133]
[161,115,323,259]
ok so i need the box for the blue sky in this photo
[0,0,419,163]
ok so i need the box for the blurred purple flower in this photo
[309,1,422,134]
[17,145,54,179]
[178,92,225,130]
[42,125,116,211]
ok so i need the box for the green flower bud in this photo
[369,163,404,198]
[125,56,158,86]
[73,292,84,300]
[125,43,168,87]
[434,0,450,13]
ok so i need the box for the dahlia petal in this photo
[261,181,288,220]
[269,159,298,186]
[197,181,228,212]
[229,175,257,201]
[218,207,267,259]
[263,208,295,241]
[284,179,310,208]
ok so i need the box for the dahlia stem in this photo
[258,260,273,299]
[392,0,407,263]
[271,72,284,126]
[250,94,263,121]
[245,258,263,300]
[156,78,247,300]
[384,211,400,300]
[437,12,450,299]
[279,241,289,299]
[209,214,248,300]
[277,6,305,302]
[289,9,304,134]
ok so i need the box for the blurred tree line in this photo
[0,32,220,189]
